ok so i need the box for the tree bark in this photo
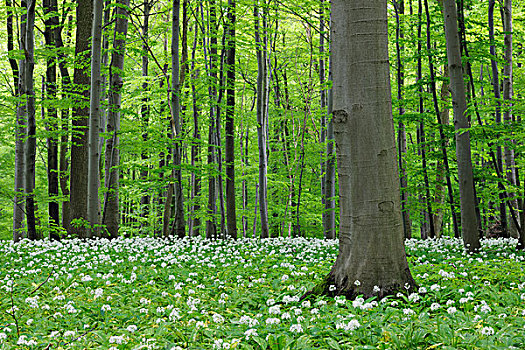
[11,0,25,241]
[140,0,151,224]
[442,0,480,251]
[69,0,93,237]
[204,2,218,239]
[170,0,185,238]
[312,0,416,298]
[225,0,238,239]
[103,0,131,238]
[320,0,335,239]
[501,0,518,238]
[189,22,201,237]
[255,1,270,239]
[43,0,60,239]
[87,0,104,238]
[488,0,508,237]
[394,0,412,239]
[24,0,38,240]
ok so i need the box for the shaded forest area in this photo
[1,0,524,243]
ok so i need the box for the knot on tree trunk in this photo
[333,109,348,124]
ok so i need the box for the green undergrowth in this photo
[1,237,524,349]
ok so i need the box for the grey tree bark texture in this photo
[87,0,104,238]
[12,0,26,242]
[103,0,130,238]
[307,0,416,298]
[442,0,480,252]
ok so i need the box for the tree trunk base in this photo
[301,272,418,301]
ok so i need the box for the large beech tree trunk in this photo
[69,0,93,238]
[310,0,416,299]
[442,0,480,251]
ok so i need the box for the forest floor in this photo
[1,236,524,349]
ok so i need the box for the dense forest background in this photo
[1,0,524,241]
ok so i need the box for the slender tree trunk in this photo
[314,0,416,298]
[433,66,451,237]
[24,0,38,240]
[442,0,480,251]
[53,7,72,232]
[10,0,25,241]
[103,0,130,238]
[44,0,60,239]
[502,0,518,238]
[189,23,201,237]
[204,2,218,239]
[324,54,336,239]
[69,0,93,237]
[488,0,508,237]
[320,0,335,239]
[255,1,269,238]
[394,0,412,239]
[87,0,104,238]
[225,0,238,239]
[140,0,151,224]
[416,0,435,239]
[170,0,185,238]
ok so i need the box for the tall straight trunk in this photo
[216,40,227,238]
[99,0,111,166]
[502,0,518,238]
[320,0,335,239]
[433,66,451,237]
[427,3,459,238]
[24,0,38,240]
[204,2,218,239]
[140,0,151,222]
[442,0,480,252]
[488,0,508,236]
[225,0,238,239]
[456,0,518,239]
[103,0,130,238]
[324,53,336,239]
[189,23,201,237]
[255,1,269,238]
[55,17,71,231]
[10,0,24,241]
[314,0,416,298]
[394,0,412,239]
[87,0,104,238]
[241,126,249,238]
[69,0,93,237]
[417,0,435,239]
[44,0,60,239]
[171,0,185,238]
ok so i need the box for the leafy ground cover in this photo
[1,236,524,349]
